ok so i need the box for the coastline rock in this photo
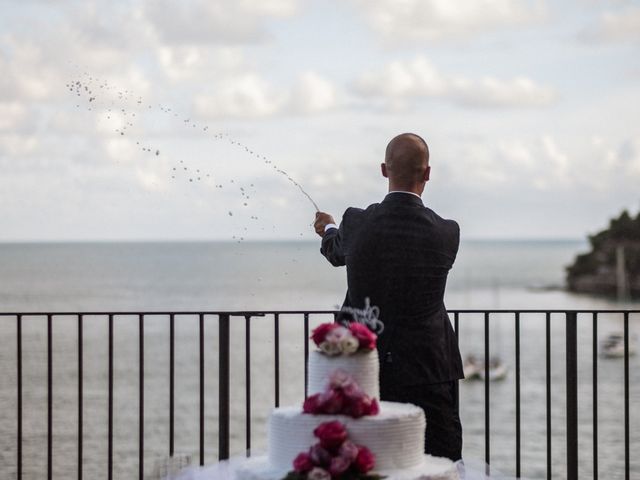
[566,209,640,298]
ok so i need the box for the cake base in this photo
[235,454,459,480]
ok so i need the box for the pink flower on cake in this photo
[311,323,339,347]
[309,444,332,467]
[348,323,377,350]
[307,467,331,480]
[313,421,348,451]
[328,370,355,390]
[338,440,358,462]
[353,446,376,474]
[318,389,345,414]
[302,394,321,414]
[368,398,380,415]
[328,456,351,476]
[293,452,314,473]
[325,326,350,345]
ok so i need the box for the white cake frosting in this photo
[307,349,380,399]
[268,402,425,471]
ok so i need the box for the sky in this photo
[1,0,639,241]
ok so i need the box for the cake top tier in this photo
[308,349,380,400]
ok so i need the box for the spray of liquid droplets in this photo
[66,71,321,244]
[67,73,320,214]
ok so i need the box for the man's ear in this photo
[424,166,431,182]
[381,163,388,178]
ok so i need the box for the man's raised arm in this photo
[314,211,346,267]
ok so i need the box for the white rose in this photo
[340,334,359,354]
[307,467,331,480]
[320,340,342,356]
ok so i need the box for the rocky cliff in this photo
[566,209,640,298]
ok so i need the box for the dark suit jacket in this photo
[320,192,464,391]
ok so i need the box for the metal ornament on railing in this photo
[339,297,384,334]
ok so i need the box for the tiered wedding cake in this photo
[237,323,459,480]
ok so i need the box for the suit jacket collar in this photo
[382,191,424,207]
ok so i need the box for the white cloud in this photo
[579,6,640,43]
[0,102,29,131]
[350,0,546,43]
[157,46,246,82]
[194,71,339,118]
[144,0,301,45]
[0,133,40,158]
[352,56,556,109]
[289,71,338,114]
[453,76,556,108]
[194,73,286,118]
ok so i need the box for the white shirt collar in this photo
[387,190,422,200]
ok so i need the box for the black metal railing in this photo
[1,309,637,480]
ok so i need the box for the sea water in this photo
[0,240,638,479]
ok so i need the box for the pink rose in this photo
[313,421,348,451]
[325,326,349,345]
[328,370,354,390]
[338,440,358,462]
[309,444,332,467]
[311,323,339,347]
[303,394,322,414]
[353,446,376,473]
[368,398,380,416]
[346,396,369,418]
[342,382,365,399]
[307,467,331,480]
[318,389,345,414]
[329,455,352,476]
[348,323,377,350]
[293,452,314,473]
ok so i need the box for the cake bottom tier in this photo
[235,455,459,480]
[269,402,426,471]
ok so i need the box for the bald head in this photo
[382,133,430,192]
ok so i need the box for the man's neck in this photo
[387,190,422,199]
[387,184,423,197]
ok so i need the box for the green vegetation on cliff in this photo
[566,209,640,298]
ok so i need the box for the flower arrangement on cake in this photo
[311,322,377,356]
[303,370,379,418]
[283,420,384,480]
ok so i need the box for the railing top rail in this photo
[0,309,639,316]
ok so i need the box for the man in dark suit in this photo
[313,133,464,461]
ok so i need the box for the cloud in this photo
[156,46,246,82]
[0,102,29,131]
[349,0,546,43]
[352,56,556,109]
[579,6,640,43]
[194,73,287,118]
[143,0,301,45]
[289,71,339,114]
[0,133,40,159]
[194,71,339,118]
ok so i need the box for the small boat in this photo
[463,355,482,380]
[463,355,508,381]
[600,333,637,358]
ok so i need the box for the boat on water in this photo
[600,333,637,358]
[463,355,508,381]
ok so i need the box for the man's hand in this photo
[314,211,336,237]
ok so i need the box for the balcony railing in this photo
[0,309,637,480]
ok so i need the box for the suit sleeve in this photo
[320,209,351,267]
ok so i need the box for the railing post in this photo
[566,312,578,480]
[218,314,230,461]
